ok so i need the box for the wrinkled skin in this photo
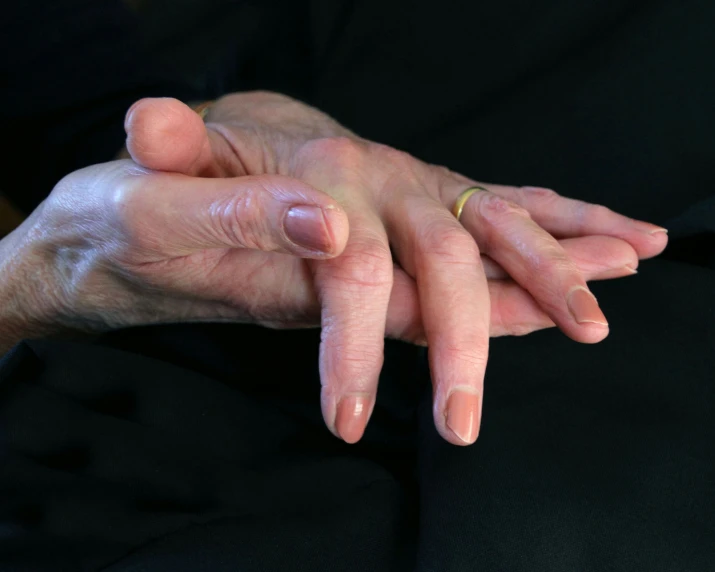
[0,92,667,446]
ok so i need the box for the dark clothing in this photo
[1,1,714,570]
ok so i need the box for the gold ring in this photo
[192,100,214,121]
[452,186,488,221]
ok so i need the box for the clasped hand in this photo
[2,92,667,445]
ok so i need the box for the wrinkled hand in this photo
[117,92,667,445]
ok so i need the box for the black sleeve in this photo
[0,0,201,213]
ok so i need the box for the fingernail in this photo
[284,206,332,253]
[445,390,481,444]
[632,221,668,235]
[335,394,371,444]
[623,265,638,275]
[567,287,608,326]
[124,100,142,127]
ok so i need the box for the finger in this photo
[384,266,427,346]
[384,193,490,446]
[388,274,559,341]
[385,270,558,343]
[482,235,638,280]
[124,98,236,177]
[311,207,394,444]
[385,236,638,344]
[440,177,667,259]
[510,185,667,259]
[487,280,555,337]
[112,169,349,259]
[458,190,610,344]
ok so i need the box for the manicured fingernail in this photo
[567,287,608,326]
[284,206,332,253]
[446,390,481,444]
[335,394,371,444]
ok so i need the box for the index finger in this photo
[312,207,394,444]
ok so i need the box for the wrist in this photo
[0,211,68,354]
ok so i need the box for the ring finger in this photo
[451,186,609,343]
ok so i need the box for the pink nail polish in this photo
[335,394,371,444]
[446,391,481,444]
[567,287,608,326]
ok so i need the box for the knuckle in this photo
[519,186,559,202]
[574,202,613,232]
[50,162,130,205]
[372,143,413,165]
[418,221,481,263]
[107,169,162,251]
[108,173,148,240]
[322,341,384,385]
[301,136,367,168]
[323,236,393,289]
[45,176,81,219]
[43,164,160,263]
[336,352,382,384]
[109,173,143,216]
[528,244,574,274]
[432,164,455,178]
[588,203,615,221]
[49,173,76,202]
[208,187,269,250]
[431,165,456,198]
[438,342,489,371]
[478,193,531,223]
[431,164,472,186]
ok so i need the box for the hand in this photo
[121,92,668,446]
[0,164,636,349]
[0,159,353,350]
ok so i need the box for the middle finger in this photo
[385,190,490,446]
[455,187,610,344]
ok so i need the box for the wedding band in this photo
[192,100,214,121]
[452,186,488,221]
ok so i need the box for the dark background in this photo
[0,1,713,570]
[3,0,715,223]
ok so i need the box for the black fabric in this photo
[0,0,201,213]
[1,0,714,570]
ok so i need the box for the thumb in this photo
[124,97,219,176]
[121,171,350,259]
